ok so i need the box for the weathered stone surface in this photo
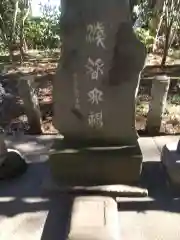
[50,0,146,185]
[161,140,180,185]
[49,139,142,185]
[68,196,119,240]
[53,0,146,144]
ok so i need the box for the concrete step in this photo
[68,196,120,240]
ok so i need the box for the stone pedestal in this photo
[50,0,146,185]
[49,139,142,185]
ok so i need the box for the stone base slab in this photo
[48,140,143,186]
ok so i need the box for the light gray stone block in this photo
[68,196,120,240]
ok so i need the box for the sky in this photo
[31,0,60,16]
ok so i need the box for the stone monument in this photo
[49,0,146,186]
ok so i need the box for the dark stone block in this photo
[0,149,27,180]
[161,141,180,185]
[49,139,142,185]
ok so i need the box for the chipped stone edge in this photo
[41,176,148,197]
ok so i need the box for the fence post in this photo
[146,75,170,134]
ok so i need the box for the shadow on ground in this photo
[118,160,180,213]
[0,156,179,239]
[40,195,73,240]
[0,160,179,215]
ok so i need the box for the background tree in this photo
[0,0,32,62]
[19,0,31,62]
[160,0,180,66]
[0,0,18,61]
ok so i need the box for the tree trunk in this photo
[19,3,30,63]
[23,38,28,52]
[19,31,24,64]
[8,0,19,62]
[8,45,14,62]
[152,12,164,52]
[161,23,172,67]
[150,0,165,34]
[12,0,19,41]
[155,0,165,9]
[0,0,19,62]
[0,25,13,61]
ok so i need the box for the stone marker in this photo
[147,75,170,134]
[50,0,146,185]
[68,196,120,240]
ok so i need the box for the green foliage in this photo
[0,0,61,52]
[0,0,16,44]
[0,41,6,53]
[24,3,61,49]
[24,19,60,49]
[133,0,153,27]
[169,94,180,105]
[0,0,180,57]
[135,28,155,51]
